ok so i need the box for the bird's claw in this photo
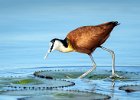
[78,76,83,79]
[66,76,72,79]
[109,73,125,79]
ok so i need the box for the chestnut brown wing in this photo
[66,22,118,54]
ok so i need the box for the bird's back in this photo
[66,21,119,54]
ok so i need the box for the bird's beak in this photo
[44,49,51,60]
[44,52,50,59]
[44,43,53,60]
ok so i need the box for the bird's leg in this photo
[100,46,123,78]
[78,54,96,79]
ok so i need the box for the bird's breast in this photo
[58,40,74,53]
[59,46,74,53]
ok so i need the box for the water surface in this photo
[0,0,140,100]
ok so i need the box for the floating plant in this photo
[1,67,140,100]
[12,78,43,85]
[33,69,140,80]
[119,85,140,93]
[0,89,111,100]
[1,77,75,91]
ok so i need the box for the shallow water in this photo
[0,66,140,100]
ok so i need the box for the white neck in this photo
[53,40,74,53]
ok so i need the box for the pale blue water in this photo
[0,1,140,68]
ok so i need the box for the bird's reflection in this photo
[110,79,115,98]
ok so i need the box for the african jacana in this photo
[44,21,122,78]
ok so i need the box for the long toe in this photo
[66,76,72,79]
[78,74,87,79]
[110,73,125,79]
[78,75,84,79]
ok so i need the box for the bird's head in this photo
[44,38,67,59]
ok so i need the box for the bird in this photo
[44,21,122,79]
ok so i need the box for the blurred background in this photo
[0,0,140,69]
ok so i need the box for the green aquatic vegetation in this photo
[1,68,140,100]
[12,79,42,85]
[119,85,140,93]
[0,90,111,100]
[34,71,84,79]
[0,77,24,85]
[54,93,76,98]
[34,70,140,80]
[111,76,126,80]
[87,74,108,79]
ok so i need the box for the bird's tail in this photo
[111,21,120,26]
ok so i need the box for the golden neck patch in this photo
[66,38,74,52]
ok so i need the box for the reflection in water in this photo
[111,79,115,98]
